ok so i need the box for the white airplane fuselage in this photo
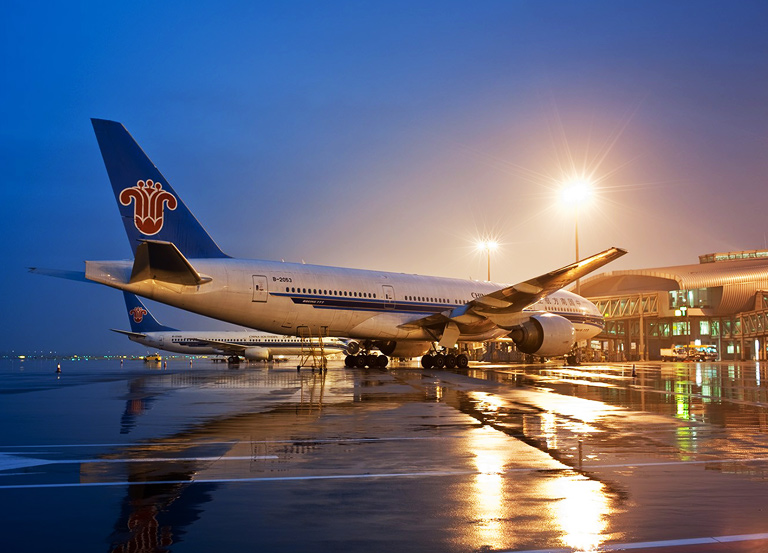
[129,330,347,357]
[88,257,605,353]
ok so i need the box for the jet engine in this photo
[507,313,575,357]
[345,341,361,355]
[373,340,432,358]
[243,346,270,361]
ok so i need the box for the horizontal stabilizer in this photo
[28,268,89,282]
[130,240,212,285]
[110,328,147,339]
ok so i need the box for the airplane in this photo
[59,119,626,370]
[113,291,349,363]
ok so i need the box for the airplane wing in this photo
[184,338,249,355]
[398,247,627,341]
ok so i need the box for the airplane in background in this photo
[113,292,349,363]
[53,119,625,369]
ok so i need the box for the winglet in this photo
[91,119,229,259]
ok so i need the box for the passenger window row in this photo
[403,295,467,305]
[286,287,376,299]
[284,287,473,305]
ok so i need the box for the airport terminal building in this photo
[579,250,768,362]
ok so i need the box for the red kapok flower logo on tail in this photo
[119,179,178,236]
[129,307,148,323]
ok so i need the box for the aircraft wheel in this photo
[433,353,446,369]
[377,355,389,368]
[445,354,457,369]
[456,354,469,369]
[421,355,434,369]
[355,355,368,369]
[345,355,356,368]
[367,354,378,368]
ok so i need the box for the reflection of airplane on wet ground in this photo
[81,368,334,552]
[40,119,626,369]
[113,292,348,363]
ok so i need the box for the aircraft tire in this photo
[433,353,446,369]
[345,355,356,368]
[456,354,469,369]
[421,355,433,369]
[445,354,457,369]
[377,355,389,368]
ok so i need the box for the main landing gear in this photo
[420,351,469,370]
[344,353,389,369]
[344,340,389,369]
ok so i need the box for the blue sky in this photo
[2,1,768,355]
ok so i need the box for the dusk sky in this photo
[2,1,768,355]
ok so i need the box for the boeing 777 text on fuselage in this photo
[74,119,625,369]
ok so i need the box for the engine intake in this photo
[508,313,575,357]
[346,341,361,355]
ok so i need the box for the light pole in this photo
[477,240,498,281]
[561,178,592,295]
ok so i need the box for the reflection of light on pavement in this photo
[469,426,509,550]
[547,473,609,552]
[675,381,691,420]
[676,426,698,458]
[541,411,557,449]
[472,392,503,413]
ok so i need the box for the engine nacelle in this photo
[507,313,575,357]
[243,346,270,361]
[345,340,361,355]
[374,340,432,358]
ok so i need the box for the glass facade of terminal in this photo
[591,289,768,362]
[668,288,711,310]
[582,251,768,362]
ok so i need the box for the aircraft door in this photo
[252,275,268,302]
[382,285,395,309]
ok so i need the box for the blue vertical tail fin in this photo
[123,292,177,333]
[91,119,229,259]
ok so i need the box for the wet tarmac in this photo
[2,358,768,552]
